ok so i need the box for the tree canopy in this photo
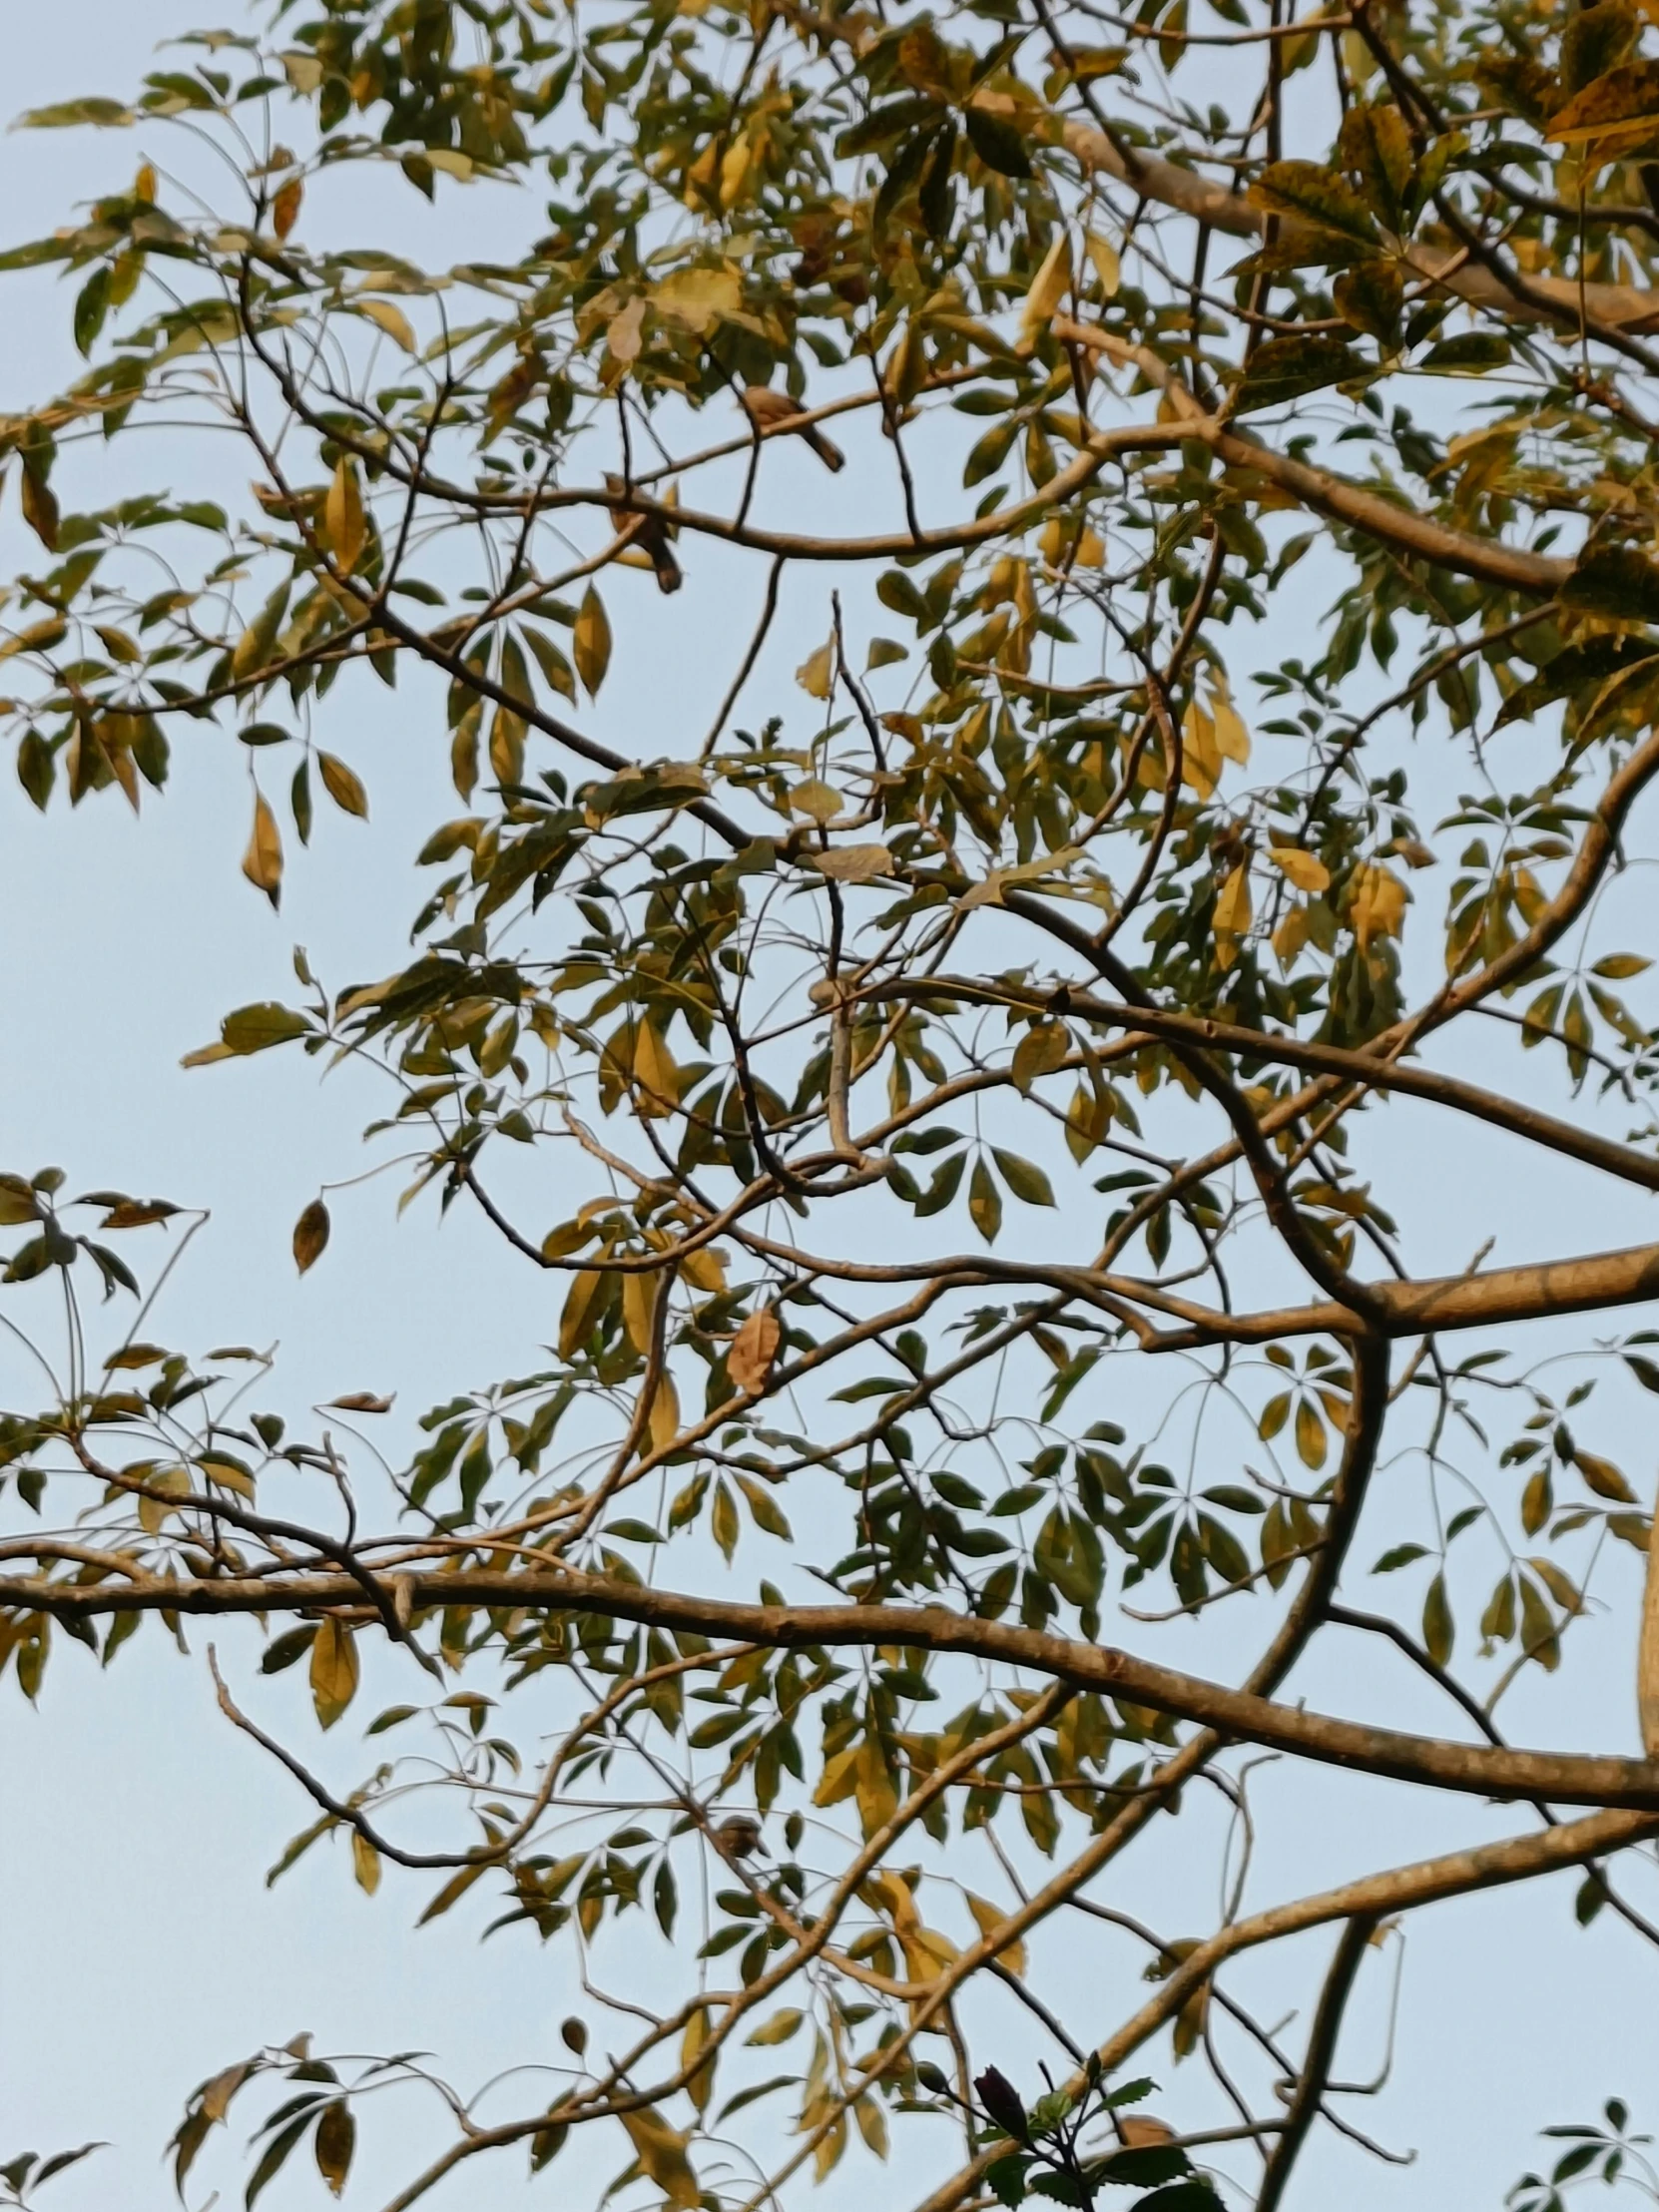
[5,0,1659,2206]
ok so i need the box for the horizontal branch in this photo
[1054,316,1568,593]
[10,1564,1659,1810]
[1149,1235,1659,1347]
[599,417,1186,560]
[1059,121,1659,335]
[870,976,1659,1194]
[907,1802,1659,2212]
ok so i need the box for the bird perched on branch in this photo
[713,1813,765,1860]
[604,473,682,594]
[741,384,844,472]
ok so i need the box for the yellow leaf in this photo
[1267,844,1330,893]
[241,789,283,906]
[352,1830,381,1895]
[1210,688,1251,765]
[719,140,752,207]
[20,466,59,551]
[489,704,526,788]
[313,2102,354,2197]
[1273,904,1309,965]
[292,1197,330,1275]
[574,585,611,697]
[966,1894,1028,1975]
[683,139,721,202]
[792,775,841,822]
[796,642,834,700]
[317,753,368,819]
[852,1736,897,1839]
[648,1370,681,1454]
[1019,233,1072,352]
[309,1617,359,1730]
[814,2113,848,2182]
[623,1269,659,1353]
[854,2095,889,2159]
[679,1244,728,1295]
[900,1925,960,1981]
[1065,1080,1110,1161]
[865,1867,918,1930]
[1576,1449,1635,1501]
[1295,1395,1328,1470]
[682,2003,718,2112]
[323,456,366,573]
[137,1464,191,1534]
[652,265,741,335]
[273,175,302,239]
[729,1308,781,1395]
[560,1269,609,1359]
[633,1022,679,1113]
[199,1455,256,1499]
[886,319,928,405]
[811,843,890,882]
[356,295,415,351]
[1084,231,1120,297]
[813,1743,861,1808]
[450,699,481,799]
[1011,1022,1068,1094]
[135,163,158,205]
[619,2108,699,2210]
[607,294,646,365]
[1180,701,1221,797]
[1351,861,1406,948]
[1212,861,1252,969]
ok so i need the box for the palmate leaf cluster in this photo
[4,0,1659,2206]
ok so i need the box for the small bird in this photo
[1118,2116,1176,2150]
[713,1813,765,1860]
[604,473,682,594]
[741,384,845,472]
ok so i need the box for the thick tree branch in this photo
[1254,1916,1377,2212]
[12,1557,1659,1809]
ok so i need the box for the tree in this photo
[4,0,1659,2204]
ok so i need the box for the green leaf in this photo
[1333,261,1403,343]
[964,107,1033,177]
[968,1155,1003,1244]
[246,2115,312,2209]
[963,415,1021,488]
[712,1477,740,1561]
[21,98,135,129]
[219,1003,309,1056]
[1562,1,1639,98]
[1421,1571,1453,1666]
[834,96,945,158]
[1372,1542,1428,1573]
[1421,332,1510,372]
[1249,160,1379,244]
[1338,104,1412,229]
[990,1147,1055,1206]
[987,2154,1032,2206]
[1236,335,1364,412]
[417,1862,489,1925]
[1559,548,1659,625]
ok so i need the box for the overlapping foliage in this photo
[5,0,1659,2204]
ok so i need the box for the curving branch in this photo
[11,1558,1659,1810]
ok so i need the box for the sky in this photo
[2,7,1658,2211]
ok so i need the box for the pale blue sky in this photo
[2,9,1658,2210]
